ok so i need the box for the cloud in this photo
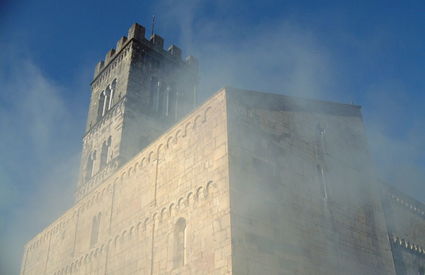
[364,81,425,201]
[153,0,425,203]
[0,47,81,275]
[154,1,336,101]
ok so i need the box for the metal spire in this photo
[151,15,156,37]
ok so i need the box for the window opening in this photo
[173,218,186,268]
[109,79,116,108]
[97,91,106,120]
[103,86,111,114]
[99,136,111,170]
[85,151,96,182]
[90,213,101,248]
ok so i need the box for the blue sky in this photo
[1,0,424,274]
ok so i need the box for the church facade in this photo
[21,23,425,275]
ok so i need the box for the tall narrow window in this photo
[173,218,186,268]
[316,164,328,201]
[99,136,111,170]
[97,91,106,120]
[85,151,96,182]
[104,86,111,113]
[90,213,101,248]
[108,79,116,109]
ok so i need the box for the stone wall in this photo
[78,37,134,200]
[382,184,425,275]
[77,98,126,200]
[22,86,425,275]
[78,23,198,201]
[225,88,396,274]
[87,38,133,132]
[21,90,232,275]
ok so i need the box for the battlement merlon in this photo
[116,36,128,51]
[92,22,198,80]
[128,22,146,41]
[150,33,164,49]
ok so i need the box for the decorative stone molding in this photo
[389,233,425,256]
[388,192,425,218]
[24,92,223,262]
[83,97,126,138]
[53,180,216,275]
[92,23,197,83]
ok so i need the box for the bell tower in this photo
[76,23,198,201]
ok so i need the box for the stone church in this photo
[20,23,425,275]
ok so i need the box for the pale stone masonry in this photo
[21,23,425,275]
[382,184,425,274]
[226,89,396,274]
[77,23,198,201]
[21,90,231,275]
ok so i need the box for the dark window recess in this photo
[85,151,96,182]
[99,136,112,170]
[97,91,106,120]
[90,213,101,248]
[173,218,186,268]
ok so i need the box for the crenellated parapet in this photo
[384,184,425,218]
[389,233,425,256]
[24,204,79,255]
[92,23,197,81]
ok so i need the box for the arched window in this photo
[99,136,111,170]
[85,151,96,182]
[173,218,186,268]
[90,212,101,248]
[162,84,177,119]
[108,79,116,108]
[104,86,111,112]
[97,80,116,121]
[97,91,106,120]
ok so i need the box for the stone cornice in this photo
[389,233,425,256]
[52,179,216,275]
[83,96,126,138]
[384,184,425,218]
